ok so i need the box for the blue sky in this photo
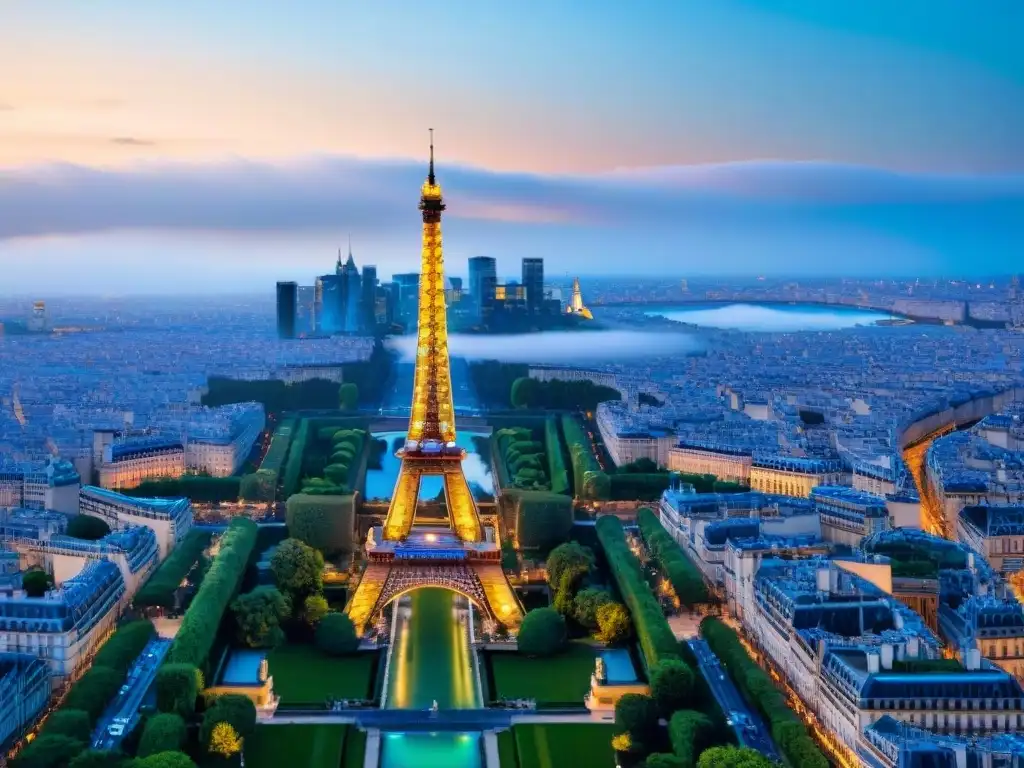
[1,1,1022,292]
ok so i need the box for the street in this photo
[92,637,173,751]
[687,638,780,761]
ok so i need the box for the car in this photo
[719,673,725,681]
[107,724,125,737]
[119,684,130,695]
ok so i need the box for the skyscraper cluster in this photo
[276,243,384,338]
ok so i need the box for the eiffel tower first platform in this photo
[345,132,523,636]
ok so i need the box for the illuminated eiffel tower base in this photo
[346,134,522,636]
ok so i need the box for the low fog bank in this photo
[387,329,703,364]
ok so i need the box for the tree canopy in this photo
[67,515,111,541]
[231,586,290,648]
[270,537,325,597]
[697,747,773,768]
[22,568,53,598]
[517,607,567,657]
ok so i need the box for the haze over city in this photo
[2,0,1023,294]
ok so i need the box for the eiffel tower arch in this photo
[345,133,523,636]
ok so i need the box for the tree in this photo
[315,612,360,655]
[271,538,325,597]
[231,586,290,648]
[582,470,611,502]
[650,659,696,717]
[668,710,714,768]
[62,666,123,723]
[338,382,359,411]
[303,594,330,626]
[239,469,276,502]
[43,709,91,742]
[66,515,112,540]
[156,664,204,718]
[615,693,660,746]
[22,568,53,598]
[201,694,257,746]
[622,457,660,474]
[517,608,567,657]
[696,747,773,768]
[573,587,614,631]
[69,750,131,768]
[647,755,687,768]
[137,713,187,758]
[545,541,594,593]
[510,376,541,409]
[12,734,84,768]
[209,722,243,758]
[137,752,198,768]
[596,602,632,645]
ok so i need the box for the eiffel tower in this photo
[346,132,523,635]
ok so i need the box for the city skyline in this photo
[2,1,1023,293]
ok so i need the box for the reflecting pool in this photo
[381,588,482,767]
[364,430,492,502]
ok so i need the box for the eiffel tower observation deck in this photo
[346,133,523,636]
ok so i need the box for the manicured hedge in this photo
[47,619,156,735]
[609,472,672,502]
[134,530,213,609]
[637,508,709,607]
[138,714,187,758]
[91,620,157,675]
[281,418,311,499]
[122,476,241,504]
[560,415,607,499]
[166,518,258,670]
[507,489,573,552]
[544,417,571,495]
[595,515,679,666]
[240,418,295,501]
[285,493,357,555]
[702,619,828,768]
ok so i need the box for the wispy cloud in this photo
[110,137,156,147]
[1,154,1020,243]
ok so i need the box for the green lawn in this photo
[267,645,377,704]
[246,724,347,768]
[341,727,366,768]
[489,642,597,704]
[498,729,519,768]
[513,724,617,768]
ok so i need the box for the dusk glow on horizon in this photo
[2,0,1022,292]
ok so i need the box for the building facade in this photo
[667,444,753,484]
[749,455,847,498]
[99,436,185,490]
[80,485,193,560]
[812,486,892,547]
[275,281,298,339]
[0,559,126,681]
[0,653,50,748]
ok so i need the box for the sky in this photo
[1,0,1023,294]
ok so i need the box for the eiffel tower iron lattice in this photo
[345,132,523,635]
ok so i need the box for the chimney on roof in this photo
[816,567,830,593]
[880,643,894,671]
[906,636,920,659]
[867,652,880,674]
[965,648,981,671]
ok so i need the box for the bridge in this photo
[268,707,599,731]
